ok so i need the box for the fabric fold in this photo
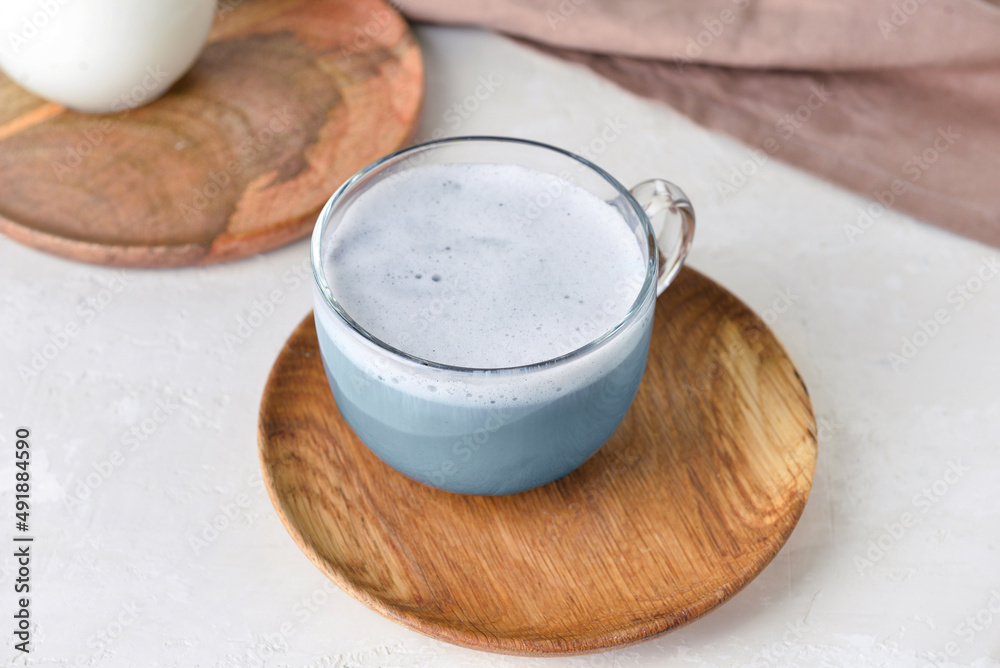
[395,0,1000,248]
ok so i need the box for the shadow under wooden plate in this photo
[0,0,422,267]
[257,267,817,656]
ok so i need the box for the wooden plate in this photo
[0,0,422,267]
[257,267,817,655]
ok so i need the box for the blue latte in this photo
[312,161,656,495]
[315,305,652,494]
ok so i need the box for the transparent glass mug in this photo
[311,137,695,495]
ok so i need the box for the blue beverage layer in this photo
[316,321,652,495]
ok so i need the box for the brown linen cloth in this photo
[395,0,1000,248]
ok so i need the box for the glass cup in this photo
[311,136,694,495]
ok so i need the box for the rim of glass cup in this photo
[310,135,658,373]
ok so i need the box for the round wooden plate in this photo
[0,0,422,267]
[258,267,817,656]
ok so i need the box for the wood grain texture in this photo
[0,0,422,267]
[257,267,818,656]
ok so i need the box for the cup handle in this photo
[630,179,696,296]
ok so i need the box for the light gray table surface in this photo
[2,25,998,668]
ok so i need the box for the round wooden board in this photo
[0,0,422,267]
[258,267,817,656]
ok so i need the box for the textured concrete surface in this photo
[1,25,998,667]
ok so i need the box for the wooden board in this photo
[257,267,818,655]
[0,0,422,267]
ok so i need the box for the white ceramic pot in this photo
[0,0,216,113]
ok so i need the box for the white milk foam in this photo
[324,162,646,368]
[317,162,653,409]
